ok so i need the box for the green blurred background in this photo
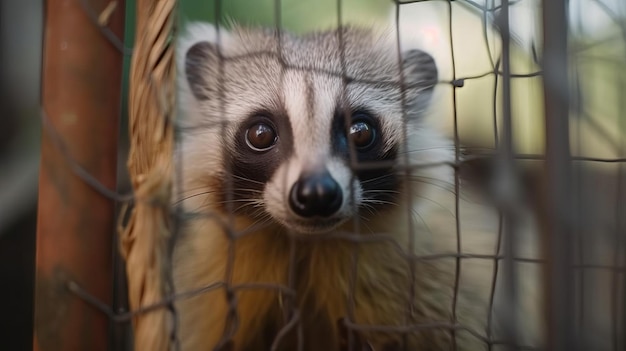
[177,0,390,32]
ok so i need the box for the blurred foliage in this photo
[178,0,391,33]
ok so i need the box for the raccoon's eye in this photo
[246,122,278,152]
[349,119,376,150]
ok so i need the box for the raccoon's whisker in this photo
[236,216,275,238]
[357,214,372,222]
[234,205,269,220]
[356,217,376,234]
[399,145,495,155]
[174,191,217,205]
[412,195,457,219]
[358,203,377,217]
[361,174,392,186]
[362,189,401,195]
[409,208,434,239]
[409,176,481,204]
[176,185,218,194]
[229,214,270,229]
[185,205,222,220]
[210,196,264,210]
[231,204,257,213]
[409,175,455,187]
[359,174,395,185]
[230,188,265,195]
[217,198,265,205]
[361,199,400,207]
[248,207,271,220]
[408,178,456,195]
[228,174,266,186]
[238,200,269,215]
[361,194,401,205]
[397,145,458,155]
[223,199,263,212]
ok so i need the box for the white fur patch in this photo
[175,21,454,235]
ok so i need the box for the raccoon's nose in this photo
[289,171,343,217]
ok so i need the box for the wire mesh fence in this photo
[32,0,626,351]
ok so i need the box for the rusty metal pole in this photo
[34,0,125,350]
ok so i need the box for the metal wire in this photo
[36,0,626,350]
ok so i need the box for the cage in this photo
[26,0,626,350]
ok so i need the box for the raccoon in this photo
[171,22,487,351]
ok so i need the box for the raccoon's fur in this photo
[171,23,489,351]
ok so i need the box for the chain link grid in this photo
[39,0,626,350]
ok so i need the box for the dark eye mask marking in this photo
[217,109,293,216]
[330,107,399,210]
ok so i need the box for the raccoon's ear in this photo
[401,49,438,109]
[178,23,232,101]
[184,41,218,101]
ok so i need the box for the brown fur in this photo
[172,198,486,351]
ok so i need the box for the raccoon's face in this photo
[176,23,445,234]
